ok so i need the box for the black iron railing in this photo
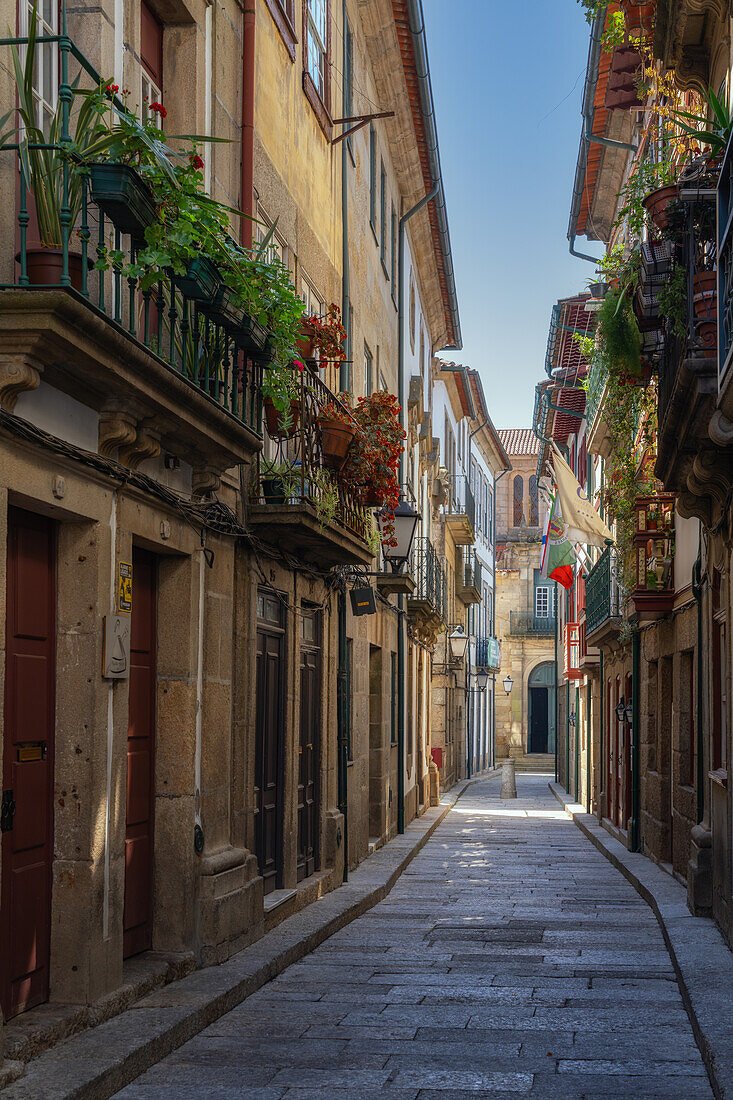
[458,547,482,593]
[255,370,370,542]
[441,474,475,531]
[475,635,500,671]
[409,536,448,623]
[509,612,556,636]
[585,546,622,635]
[0,22,265,436]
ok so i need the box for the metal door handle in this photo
[1,789,15,833]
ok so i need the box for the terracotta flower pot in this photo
[643,184,678,232]
[264,397,300,439]
[21,248,86,291]
[318,417,356,470]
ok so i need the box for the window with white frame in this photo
[255,206,289,268]
[21,0,58,135]
[140,0,163,117]
[306,0,328,100]
[301,274,324,319]
[535,586,551,618]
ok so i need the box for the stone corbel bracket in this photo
[0,352,43,411]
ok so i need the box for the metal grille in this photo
[410,536,448,623]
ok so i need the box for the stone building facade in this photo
[494,430,554,764]
[0,0,465,1068]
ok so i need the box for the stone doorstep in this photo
[549,781,733,1100]
[1,951,196,1075]
[1,773,498,1100]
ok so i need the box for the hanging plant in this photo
[597,288,643,379]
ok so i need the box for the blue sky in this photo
[423,0,594,430]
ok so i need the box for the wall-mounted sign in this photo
[118,561,133,613]
[102,615,131,679]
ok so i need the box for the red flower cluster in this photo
[149,101,167,118]
[341,391,405,545]
[189,153,205,170]
[105,83,119,97]
[300,303,348,363]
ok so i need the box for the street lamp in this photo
[449,624,469,661]
[475,668,489,693]
[624,699,634,726]
[500,672,517,800]
[378,499,420,573]
[569,710,576,728]
[615,698,626,724]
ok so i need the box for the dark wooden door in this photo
[255,591,284,895]
[1,508,55,1020]
[123,549,156,958]
[298,610,320,882]
[529,687,548,753]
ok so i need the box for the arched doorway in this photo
[528,662,556,754]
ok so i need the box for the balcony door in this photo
[297,608,321,882]
[124,549,157,958]
[1,509,56,1019]
[255,591,285,894]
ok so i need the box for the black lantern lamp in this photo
[503,673,514,696]
[615,698,626,723]
[569,710,576,728]
[378,499,420,574]
[475,668,490,692]
[625,699,634,726]
[448,624,469,661]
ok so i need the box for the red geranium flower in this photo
[149,102,167,118]
[190,153,204,170]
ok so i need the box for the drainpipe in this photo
[240,5,255,248]
[337,579,349,880]
[586,678,592,812]
[492,468,508,769]
[692,548,704,823]
[341,0,350,393]
[575,684,580,800]
[396,186,437,836]
[630,627,640,852]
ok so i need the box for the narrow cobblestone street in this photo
[114,774,712,1099]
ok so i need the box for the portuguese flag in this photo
[541,494,575,590]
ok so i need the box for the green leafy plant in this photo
[596,289,643,379]
[615,153,678,238]
[671,85,733,158]
[0,12,116,245]
[657,264,687,339]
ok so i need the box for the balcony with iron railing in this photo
[0,23,272,481]
[629,495,675,620]
[475,635,500,672]
[407,536,448,642]
[509,612,556,636]
[585,545,623,645]
[249,370,372,566]
[456,547,482,605]
[585,356,610,457]
[654,177,720,494]
[440,474,475,545]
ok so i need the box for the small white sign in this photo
[102,615,131,679]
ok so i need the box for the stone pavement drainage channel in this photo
[1,772,497,1100]
[550,780,733,1100]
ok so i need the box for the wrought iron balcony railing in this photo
[0,24,264,438]
[631,495,675,618]
[475,635,500,671]
[254,370,369,544]
[441,474,476,533]
[408,536,448,624]
[585,356,608,436]
[509,612,556,636]
[585,546,623,637]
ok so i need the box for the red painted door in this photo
[1,508,56,1020]
[297,610,320,883]
[123,549,156,958]
[255,590,284,895]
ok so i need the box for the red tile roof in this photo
[498,429,541,456]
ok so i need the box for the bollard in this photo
[500,758,517,799]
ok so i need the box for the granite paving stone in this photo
[113,774,713,1097]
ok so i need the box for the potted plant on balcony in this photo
[298,304,348,367]
[264,393,300,439]
[0,13,118,288]
[343,391,405,509]
[317,399,357,470]
[259,458,289,504]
